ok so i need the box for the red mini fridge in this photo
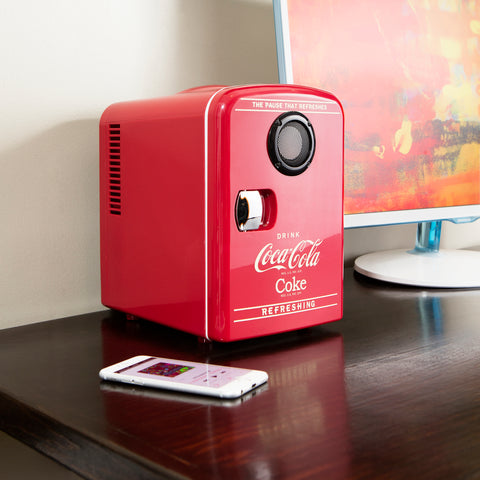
[100,84,344,341]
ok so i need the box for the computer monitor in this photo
[273,0,480,287]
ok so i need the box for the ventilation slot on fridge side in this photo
[108,124,122,215]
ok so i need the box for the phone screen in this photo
[115,357,251,388]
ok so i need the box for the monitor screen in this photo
[274,0,480,228]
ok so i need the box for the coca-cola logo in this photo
[254,239,322,273]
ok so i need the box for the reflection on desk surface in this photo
[101,322,349,480]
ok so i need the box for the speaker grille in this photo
[108,124,122,215]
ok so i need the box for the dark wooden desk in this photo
[1,269,480,479]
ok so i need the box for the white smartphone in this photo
[99,355,268,399]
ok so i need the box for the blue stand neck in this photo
[415,221,442,253]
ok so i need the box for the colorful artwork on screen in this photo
[288,0,480,214]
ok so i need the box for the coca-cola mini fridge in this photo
[100,84,344,341]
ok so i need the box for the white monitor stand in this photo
[354,221,480,288]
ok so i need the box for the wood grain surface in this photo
[1,269,480,479]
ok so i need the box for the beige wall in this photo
[1,0,479,329]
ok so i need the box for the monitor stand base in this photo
[354,248,480,288]
[353,221,480,288]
